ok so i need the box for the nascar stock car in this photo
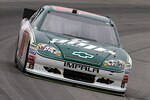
[15,5,132,93]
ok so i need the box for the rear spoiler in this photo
[22,8,36,19]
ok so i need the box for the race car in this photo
[15,5,132,93]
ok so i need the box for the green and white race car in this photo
[15,5,132,93]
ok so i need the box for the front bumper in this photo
[25,54,127,93]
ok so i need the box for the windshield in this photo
[40,12,119,46]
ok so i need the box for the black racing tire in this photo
[14,33,19,65]
[14,49,18,68]
[14,50,17,63]
[14,40,18,67]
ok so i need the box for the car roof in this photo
[43,5,111,23]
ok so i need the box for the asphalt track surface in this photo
[0,2,150,100]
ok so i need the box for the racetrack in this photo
[0,1,150,100]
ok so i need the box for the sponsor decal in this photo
[64,62,100,73]
[38,44,61,56]
[29,48,36,55]
[53,6,72,12]
[43,45,61,56]
[49,38,116,55]
[72,51,94,59]
[37,43,46,50]
[78,10,101,18]
[27,54,36,69]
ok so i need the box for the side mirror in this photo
[22,8,36,19]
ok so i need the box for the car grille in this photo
[63,69,95,83]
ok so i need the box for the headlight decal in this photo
[103,60,125,70]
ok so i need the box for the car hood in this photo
[34,30,119,67]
